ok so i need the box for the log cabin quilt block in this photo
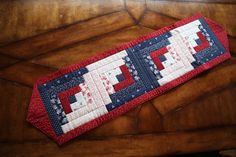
[27,14,230,145]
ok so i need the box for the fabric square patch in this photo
[68,95,77,104]
[116,73,125,82]
[159,55,167,62]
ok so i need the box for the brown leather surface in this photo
[0,0,235,156]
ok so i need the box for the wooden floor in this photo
[0,0,236,156]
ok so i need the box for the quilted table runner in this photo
[27,14,230,145]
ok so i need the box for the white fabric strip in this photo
[66,105,89,122]
[176,35,196,63]
[90,70,112,105]
[61,106,108,133]
[86,50,127,71]
[100,73,115,95]
[171,20,201,33]
[97,59,125,74]
[179,26,200,37]
[83,73,105,108]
